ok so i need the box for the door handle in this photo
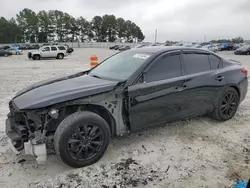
[215,76,224,81]
[175,86,185,92]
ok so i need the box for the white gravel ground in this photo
[0,49,250,188]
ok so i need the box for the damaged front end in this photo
[6,101,48,164]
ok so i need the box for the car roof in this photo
[129,46,210,54]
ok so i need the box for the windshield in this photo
[89,51,151,81]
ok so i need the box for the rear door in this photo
[51,46,58,57]
[179,51,226,117]
[128,51,190,130]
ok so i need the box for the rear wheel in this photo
[54,111,111,168]
[211,87,239,121]
[247,52,250,55]
[57,53,64,59]
[4,53,8,57]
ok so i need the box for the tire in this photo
[33,55,40,60]
[4,53,8,57]
[247,52,250,55]
[211,87,239,121]
[57,53,64,59]
[54,111,111,168]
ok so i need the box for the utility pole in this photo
[154,29,158,44]
[204,32,207,42]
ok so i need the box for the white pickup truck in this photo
[28,45,68,60]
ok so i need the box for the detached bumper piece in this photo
[5,116,47,164]
[5,117,27,151]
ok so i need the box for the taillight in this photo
[241,68,248,75]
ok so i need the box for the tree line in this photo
[210,37,245,44]
[0,9,145,44]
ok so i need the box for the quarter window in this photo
[209,54,221,69]
[183,53,210,75]
[145,54,181,82]
[58,46,66,50]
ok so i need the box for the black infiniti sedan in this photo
[6,47,248,168]
[234,45,250,55]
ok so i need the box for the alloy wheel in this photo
[67,124,104,161]
[220,91,237,118]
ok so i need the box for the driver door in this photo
[40,46,51,57]
[127,52,188,130]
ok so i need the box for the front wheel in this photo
[211,87,239,121]
[33,55,40,60]
[54,111,111,168]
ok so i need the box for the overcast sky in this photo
[1,0,250,42]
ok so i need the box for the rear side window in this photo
[183,53,210,75]
[51,46,57,51]
[209,55,221,69]
[145,54,181,82]
[58,46,66,50]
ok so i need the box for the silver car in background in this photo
[28,45,68,60]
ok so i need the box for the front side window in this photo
[89,51,151,81]
[183,53,211,75]
[42,47,50,51]
[145,54,181,82]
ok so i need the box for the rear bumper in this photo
[239,77,248,103]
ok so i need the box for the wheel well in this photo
[85,104,116,136]
[56,104,116,136]
[58,53,64,56]
[230,86,240,98]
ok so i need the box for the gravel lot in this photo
[0,49,250,188]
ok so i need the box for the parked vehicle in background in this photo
[1,46,11,50]
[233,43,244,51]
[11,44,21,49]
[28,45,68,60]
[134,44,147,48]
[113,45,120,50]
[6,47,248,168]
[119,45,131,51]
[41,43,50,47]
[234,45,250,55]
[31,44,40,49]
[63,44,74,54]
[109,45,120,50]
[220,43,234,51]
[201,44,219,52]
[6,47,23,55]
[20,44,40,50]
[0,49,12,57]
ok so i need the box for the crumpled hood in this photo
[12,74,118,110]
